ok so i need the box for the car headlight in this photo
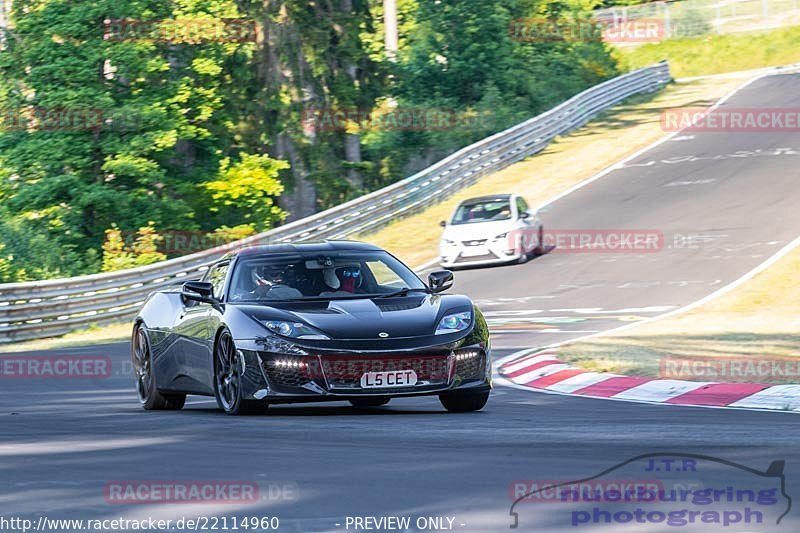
[257,335,308,355]
[494,232,508,239]
[442,239,456,245]
[263,320,330,340]
[435,311,472,335]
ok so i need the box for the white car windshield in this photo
[451,199,512,225]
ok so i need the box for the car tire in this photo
[132,324,186,411]
[533,225,545,255]
[349,397,391,408]
[439,391,490,412]
[213,328,268,416]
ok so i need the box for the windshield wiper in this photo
[376,288,429,298]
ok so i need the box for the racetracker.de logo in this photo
[104,481,260,504]
[510,479,664,504]
[661,108,800,132]
[103,18,257,44]
[509,229,664,254]
[0,356,112,379]
[660,356,800,383]
[117,230,242,256]
[0,107,104,132]
[301,107,478,133]
[275,356,450,381]
[509,18,665,44]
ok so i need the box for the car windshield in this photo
[227,250,427,302]
[451,199,512,225]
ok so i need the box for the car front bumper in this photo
[237,346,491,402]
[440,249,522,268]
[439,238,525,268]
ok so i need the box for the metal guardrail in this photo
[0,61,671,343]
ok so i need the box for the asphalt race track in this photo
[3,74,800,533]
[461,73,800,351]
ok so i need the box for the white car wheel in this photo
[534,225,545,255]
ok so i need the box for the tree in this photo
[365,0,618,181]
[234,0,385,218]
[101,223,166,272]
[0,0,620,281]
[204,153,287,230]
[0,0,285,278]
[0,243,14,283]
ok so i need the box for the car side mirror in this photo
[439,220,447,227]
[182,281,216,303]
[428,270,454,293]
[519,211,530,220]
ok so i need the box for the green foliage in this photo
[0,201,100,280]
[205,224,257,250]
[101,223,166,272]
[101,227,134,273]
[204,154,288,230]
[615,24,800,78]
[597,0,651,5]
[0,243,13,283]
[0,0,287,279]
[674,7,713,38]
[130,224,168,266]
[368,0,618,182]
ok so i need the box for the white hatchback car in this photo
[439,194,544,268]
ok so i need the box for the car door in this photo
[172,262,228,394]
[514,196,536,253]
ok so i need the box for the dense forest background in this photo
[0,0,620,282]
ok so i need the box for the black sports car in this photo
[131,241,491,415]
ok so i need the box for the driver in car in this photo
[321,265,362,295]
[252,265,303,300]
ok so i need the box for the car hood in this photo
[442,220,514,242]
[235,293,473,341]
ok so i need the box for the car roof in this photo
[458,194,513,205]
[221,240,383,261]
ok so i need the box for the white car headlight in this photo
[442,239,456,245]
[435,311,472,335]
[494,232,508,239]
[263,320,330,340]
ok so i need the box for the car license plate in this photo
[461,247,486,257]
[360,370,418,388]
